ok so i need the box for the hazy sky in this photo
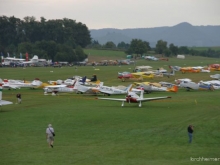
[1,0,220,29]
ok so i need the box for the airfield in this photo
[0,55,220,165]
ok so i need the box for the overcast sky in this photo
[0,0,220,29]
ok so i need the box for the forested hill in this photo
[90,22,220,47]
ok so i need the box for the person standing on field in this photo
[187,125,194,143]
[46,124,55,148]
[16,93,21,104]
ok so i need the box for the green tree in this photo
[104,41,116,49]
[155,40,167,55]
[129,39,149,57]
[117,42,130,49]
[178,46,189,54]
[169,43,178,56]
[17,42,33,54]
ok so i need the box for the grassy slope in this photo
[0,51,220,165]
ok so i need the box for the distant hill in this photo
[90,22,220,47]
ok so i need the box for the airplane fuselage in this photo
[126,97,138,103]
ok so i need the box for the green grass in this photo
[0,54,220,165]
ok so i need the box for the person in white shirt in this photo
[46,124,55,148]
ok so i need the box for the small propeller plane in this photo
[118,72,154,82]
[136,83,178,94]
[96,85,171,107]
[210,74,220,80]
[179,81,214,91]
[43,84,77,95]
[73,79,103,94]
[0,84,13,106]
[99,84,141,96]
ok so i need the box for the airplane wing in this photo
[2,84,20,89]
[137,96,171,102]
[97,98,126,102]
[0,100,13,106]
[47,85,67,88]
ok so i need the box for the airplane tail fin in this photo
[80,76,87,84]
[140,90,144,99]
[167,85,178,92]
[125,84,133,93]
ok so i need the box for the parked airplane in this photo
[44,85,76,95]
[73,80,103,94]
[145,56,158,61]
[2,78,43,89]
[175,78,192,85]
[210,74,220,80]
[137,83,178,93]
[179,81,214,91]
[1,57,25,66]
[22,55,39,64]
[97,85,171,107]
[169,65,181,71]
[198,80,220,90]
[0,84,13,106]
[22,55,48,65]
[99,84,137,96]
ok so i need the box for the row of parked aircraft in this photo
[1,55,51,66]
[1,67,220,107]
[0,77,172,107]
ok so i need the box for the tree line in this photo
[88,39,220,58]
[0,16,90,62]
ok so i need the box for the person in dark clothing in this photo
[90,74,97,82]
[187,125,194,143]
[16,93,21,104]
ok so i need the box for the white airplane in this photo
[192,66,210,73]
[97,85,171,107]
[175,78,192,85]
[1,56,25,66]
[1,79,42,89]
[73,80,103,94]
[0,84,13,106]
[199,80,220,89]
[138,83,178,93]
[1,79,32,89]
[43,84,76,95]
[210,74,220,80]
[145,56,158,61]
[179,81,214,91]
[162,70,175,77]
[22,55,39,64]
[99,84,140,96]
[0,79,21,89]
[159,82,176,87]
[169,65,182,71]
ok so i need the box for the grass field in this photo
[1,54,220,165]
